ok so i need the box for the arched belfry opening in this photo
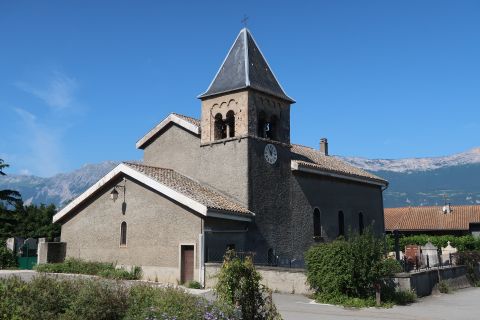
[226,110,235,138]
[214,113,226,140]
[198,28,295,145]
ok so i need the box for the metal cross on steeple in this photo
[241,14,249,28]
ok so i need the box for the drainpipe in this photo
[199,219,205,288]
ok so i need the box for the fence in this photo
[205,248,305,269]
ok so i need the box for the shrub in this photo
[0,276,240,320]
[0,242,17,269]
[454,251,480,285]
[437,280,451,294]
[187,280,202,289]
[215,250,282,320]
[125,285,237,320]
[35,258,142,280]
[305,229,403,306]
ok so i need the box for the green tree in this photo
[0,159,21,206]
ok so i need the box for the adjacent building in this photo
[385,204,480,236]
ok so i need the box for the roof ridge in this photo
[171,112,200,122]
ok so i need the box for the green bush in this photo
[187,280,202,289]
[0,276,239,320]
[454,251,480,285]
[35,258,142,280]
[305,229,403,306]
[215,250,282,320]
[437,280,451,294]
[0,242,17,269]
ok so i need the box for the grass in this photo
[35,258,142,280]
[186,280,202,289]
[314,289,416,308]
[0,276,239,320]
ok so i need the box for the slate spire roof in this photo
[198,28,295,103]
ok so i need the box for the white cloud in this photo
[13,107,64,177]
[15,71,78,110]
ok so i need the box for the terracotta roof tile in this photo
[171,113,200,127]
[385,205,480,231]
[290,144,388,185]
[124,162,251,216]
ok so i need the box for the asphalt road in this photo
[273,287,480,320]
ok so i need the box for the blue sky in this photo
[1,0,479,177]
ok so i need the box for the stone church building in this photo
[53,28,388,285]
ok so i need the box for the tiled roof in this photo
[171,113,201,127]
[124,162,251,215]
[385,206,480,231]
[290,144,388,185]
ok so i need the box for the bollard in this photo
[375,283,381,306]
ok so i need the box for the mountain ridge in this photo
[1,147,479,209]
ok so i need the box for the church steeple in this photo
[198,28,295,103]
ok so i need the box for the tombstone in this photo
[441,241,457,265]
[404,245,421,270]
[6,237,24,254]
[421,242,439,267]
[6,238,15,252]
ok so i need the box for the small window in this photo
[313,208,322,238]
[226,110,235,138]
[338,211,345,237]
[120,221,127,246]
[359,212,364,235]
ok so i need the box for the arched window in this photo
[214,113,226,140]
[120,221,127,246]
[358,212,364,235]
[258,111,266,138]
[226,110,235,138]
[313,208,321,239]
[338,211,345,237]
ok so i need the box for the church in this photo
[53,28,388,285]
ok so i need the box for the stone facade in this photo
[60,176,202,283]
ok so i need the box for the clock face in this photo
[264,144,278,165]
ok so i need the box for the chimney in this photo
[320,138,328,156]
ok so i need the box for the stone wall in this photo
[393,266,471,297]
[37,242,67,264]
[289,172,385,260]
[205,263,311,295]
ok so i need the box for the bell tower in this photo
[198,28,295,145]
[198,28,296,258]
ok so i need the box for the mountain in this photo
[0,161,118,208]
[341,148,480,207]
[1,148,479,209]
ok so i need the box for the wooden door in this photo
[181,245,194,284]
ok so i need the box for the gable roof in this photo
[290,144,388,186]
[136,113,200,149]
[198,28,294,103]
[53,162,253,224]
[385,205,480,232]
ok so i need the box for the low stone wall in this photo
[393,266,470,297]
[205,263,311,294]
[37,242,67,264]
